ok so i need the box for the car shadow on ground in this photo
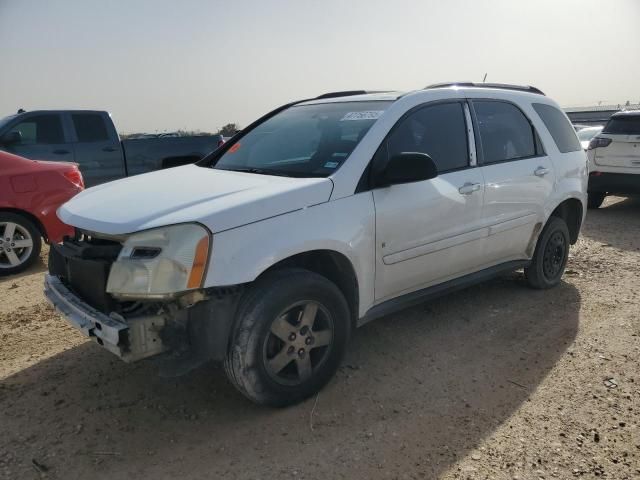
[0,273,580,479]
[581,196,640,252]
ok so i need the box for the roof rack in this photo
[315,90,370,99]
[424,82,545,96]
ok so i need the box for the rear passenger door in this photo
[4,113,74,163]
[70,112,126,187]
[471,99,554,263]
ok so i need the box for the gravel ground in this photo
[1,196,639,480]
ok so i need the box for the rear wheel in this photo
[0,213,42,276]
[525,216,570,289]
[587,192,606,209]
[224,269,351,407]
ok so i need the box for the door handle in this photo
[102,146,117,152]
[534,167,549,177]
[52,149,69,155]
[458,182,481,195]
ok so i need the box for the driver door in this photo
[373,101,487,303]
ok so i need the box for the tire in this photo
[524,216,570,290]
[224,268,351,407]
[587,192,606,209]
[0,213,42,276]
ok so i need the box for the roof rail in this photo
[315,90,369,99]
[424,82,545,96]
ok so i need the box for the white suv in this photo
[586,110,640,208]
[45,83,587,406]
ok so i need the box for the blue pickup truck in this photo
[0,110,224,187]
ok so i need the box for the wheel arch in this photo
[548,198,583,244]
[258,249,360,328]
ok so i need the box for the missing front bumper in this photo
[44,274,167,362]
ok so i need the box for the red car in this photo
[0,151,84,275]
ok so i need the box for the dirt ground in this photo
[1,196,639,480]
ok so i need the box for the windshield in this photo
[603,115,640,135]
[577,126,603,141]
[211,101,391,177]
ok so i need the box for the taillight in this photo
[63,168,84,189]
[587,137,612,150]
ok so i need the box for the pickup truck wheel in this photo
[524,216,570,289]
[0,213,42,276]
[224,269,351,407]
[587,192,606,209]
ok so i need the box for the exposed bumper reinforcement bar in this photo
[44,274,166,362]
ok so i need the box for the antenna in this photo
[482,73,487,83]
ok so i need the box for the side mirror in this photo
[1,131,22,146]
[376,152,438,187]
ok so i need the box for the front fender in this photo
[205,193,376,317]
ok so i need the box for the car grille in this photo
[48,237,122,314]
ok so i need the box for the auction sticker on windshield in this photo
[340,111,384,121]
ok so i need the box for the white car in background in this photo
[45,83,587,406]
[587,110,640,208]
[577,125,603,150]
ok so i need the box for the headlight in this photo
[106,223,211,298]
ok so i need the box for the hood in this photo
[58,165,334,235]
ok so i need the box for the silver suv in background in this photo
[587,110,640,208]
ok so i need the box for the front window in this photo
[211,101,391,177]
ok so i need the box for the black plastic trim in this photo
[359,260,530,326]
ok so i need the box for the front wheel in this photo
[525,216,570,289]
[224,269,351,407]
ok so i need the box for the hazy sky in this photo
[1,0,639,134]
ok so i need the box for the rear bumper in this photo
[588,172,640,195]
[44,274,167,362]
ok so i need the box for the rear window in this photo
[532,103,581,153]
[603,115,640,135]
[72,114,109,142]
[474,100,538,164]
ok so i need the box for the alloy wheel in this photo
[0,222,34,270]
[262,300,334,386]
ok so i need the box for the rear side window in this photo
[603,115,640,135]
[11,115,64,145]
[386,102,469,173]
[72,114,109,142]
[532,103,581,153]
[474,101,538,164]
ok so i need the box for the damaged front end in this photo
[45,230,241,367]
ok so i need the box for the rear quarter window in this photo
[532,103,581,153]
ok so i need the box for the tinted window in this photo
[532,103,581,153]
[72,114,109,142]
[10,115,64,145]
[474,101,536,163]
[603,116,640,135]
[386,102,469,173]
[213,101,391,178]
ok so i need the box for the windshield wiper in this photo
[215,167,292,177]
